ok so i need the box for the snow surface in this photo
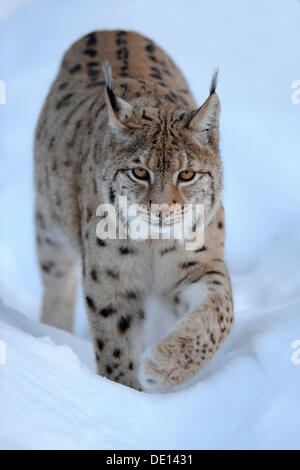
[0,0,300,450]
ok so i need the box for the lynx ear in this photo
[103,60,133,130]
[186,70,220,145]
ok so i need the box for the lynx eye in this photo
[178,170,196,182]
[131,168,150,181]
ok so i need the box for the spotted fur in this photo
[34,30,234,392]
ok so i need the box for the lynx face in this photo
[101,67,223,240]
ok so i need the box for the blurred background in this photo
[0,0,299,336]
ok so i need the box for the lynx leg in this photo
[35,209,78,332]
[139,261,234,392]
[81,240,147,390]
[84,282,145,391]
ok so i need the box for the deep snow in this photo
[0,0,300,450]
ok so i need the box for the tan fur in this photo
[34,30,233,392]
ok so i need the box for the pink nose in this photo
[150,202,184,219]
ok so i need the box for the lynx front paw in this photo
[139,339,195,393]
[139,352,171,393]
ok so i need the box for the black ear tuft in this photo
[103,59,119,112]
[107,87,119,112]
[210,69,219,95]
[103,59,112,89]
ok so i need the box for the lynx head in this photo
[101,61,223,242]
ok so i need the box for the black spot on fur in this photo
[113,349,121,358]
[87,61,99,67]
[59,82,68,90]
[180,261,198,269]
[97,339,104,351]
[118,315,131,333]
[85,296,96,311]
[69,64,82,74]
[150,73,162,80]
[96,238,107,247]
[109,187,116,203]
[218,221,223,229]
[128,361,133,370]
[161,246,176,255]
[99,305,116,317]
[116,47,129,59]
[86,32,97,46]
[116,37,126,46]
[210,333,216,345]
[123,290,138,299]
[145,44,155,53]
[91,269,98,281]
[119,246,136,255]
[106,365,112,375]
[106,269,119,279]
[41,261,55,273]
[95,353,100,361]
[83,48,97,57]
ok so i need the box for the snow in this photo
[0,0,300,450]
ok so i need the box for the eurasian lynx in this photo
[34,30,233,392]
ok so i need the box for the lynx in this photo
[34,30,233,392]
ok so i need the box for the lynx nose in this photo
[150,203,172,219]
